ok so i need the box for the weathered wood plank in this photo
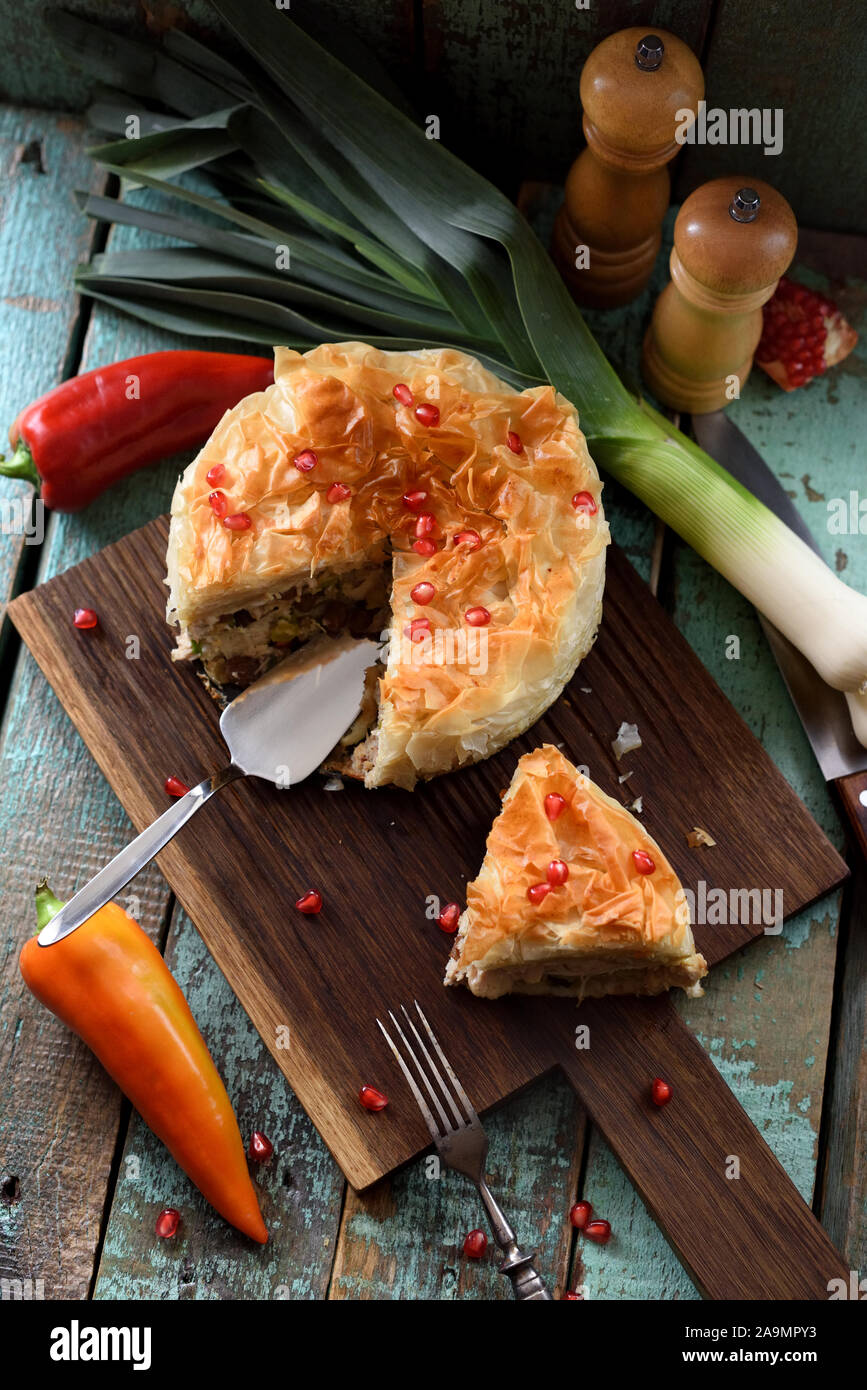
[94,906,345,1300]
[330,1077,586,1300]
[0,109,99,653]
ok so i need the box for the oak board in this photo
[8,517,850,1298]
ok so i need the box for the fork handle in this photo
[478,1180,553,1301]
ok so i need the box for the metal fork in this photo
[377,1002,552,1300]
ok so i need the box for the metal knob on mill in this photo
[641,177,798,414]
[552,27,704,309]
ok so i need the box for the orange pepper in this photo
[19,882,267,1244]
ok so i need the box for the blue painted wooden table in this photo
[0,108,864,1301]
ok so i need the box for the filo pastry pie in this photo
[445,745,707,1000]
[166,342,608,789]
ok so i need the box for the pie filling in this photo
[459,951,706,1000]
[173,566,389,763]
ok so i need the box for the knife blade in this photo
[691,410,867,860]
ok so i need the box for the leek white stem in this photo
[591,423,867,697]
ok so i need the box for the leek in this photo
[49,2,867,710]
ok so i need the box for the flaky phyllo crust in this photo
[445,745,707,999]
[167,343,608,789]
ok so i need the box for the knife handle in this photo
[834,769,867,863]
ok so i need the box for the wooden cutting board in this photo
[8,516,850,1299]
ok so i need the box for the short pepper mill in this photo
[552,28,704,308]
[641,178,798,414]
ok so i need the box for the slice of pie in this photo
[445,744,707,1000]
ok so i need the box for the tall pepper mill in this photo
[552,29,704,308]
[641,178,798,413]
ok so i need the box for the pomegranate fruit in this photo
[756,276,857,391]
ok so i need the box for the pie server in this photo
[37,633,381,946]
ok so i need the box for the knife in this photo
[690,410,867,862]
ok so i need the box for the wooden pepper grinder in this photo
[641,178,798,413]
[552,29,704,308]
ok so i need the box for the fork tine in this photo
[376,1016,443,1142]
[401,1004,468,1127]
[386,1010,454,1133]
[413,1001,478,1123]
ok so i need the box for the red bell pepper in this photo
[1,350,274,511]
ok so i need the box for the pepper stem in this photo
[35,879,66,933]
[0,440,40,488]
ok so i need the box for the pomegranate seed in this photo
[632,849,656,875]
[544,792,566,821]
[463,1229,487,1259]
[393,382,414,406]
[547,859,569,886]
[569,1200,593,1230]
[412,538,437,556]
[411,581,436,605]
[72,607,98,630]
[223,512,252,531]
[326,481,352,503]
[359,1084,388,1112]
[403,490,428,512]
[209,490,228,518]
[295,889,322,914]
[506,430,523,454]
[563,1290,582,1300]
[438,901,461,932]
[164,776,190,797]
[293,449,318,473]
[155,1207,180,1239]
[414,402,440,427]
[206,464,226,486]
[651,1077,673,1107]
[415,512,438,538]
[454,529,482,550]
[249,1130,274,1162]
[584,1219,611,1245]
[572,491,598,514]
[404,617,431,643]
[465,606,491,627]
[527,883,551,905]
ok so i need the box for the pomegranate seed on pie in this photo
[462,1228,487,1259]
[393,382,414,406]
[415,512,438,538]
[506,430,523,454]
[326,481,352,503]
[293,449,318,472]
[465,606,491,626]
[209,490,228,518]
[155,1208,180,1239]
[571,491,598,514]
[359,1084,388,1112]
[295,889,322,914]
[405,617,431,643]
[249,1130,274,1162]
[454,529,481,550]
[403,490,427,512]
[544,792,566,821]
[412,538,437,556]
[527,883,551,905]
[206,464,226,486]
[632,849,656,875]
[438,902,461,932]
[547,859,569,886]
[72,607,98,630]
[651,1077,672,1107]
[411,581,436,605]
[414,402,440,427]
[223,512,252,530]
